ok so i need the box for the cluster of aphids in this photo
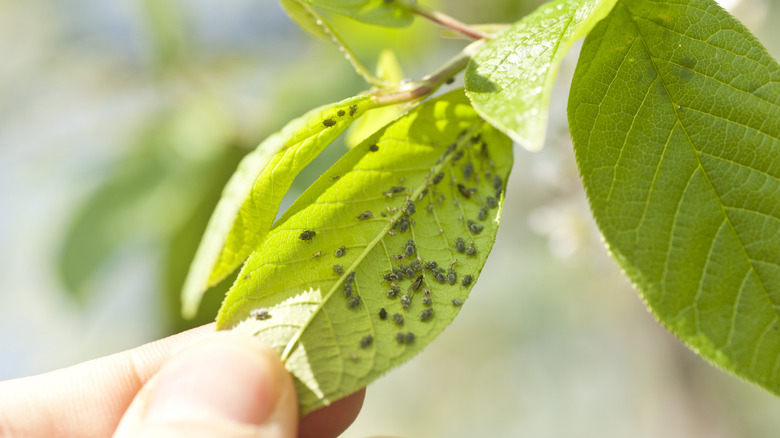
[253,127,503,354]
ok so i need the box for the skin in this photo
[0,324,364,438]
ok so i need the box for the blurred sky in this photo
[2,1,780,437]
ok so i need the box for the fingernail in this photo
[144,335,283,426]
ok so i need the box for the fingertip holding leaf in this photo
[218,89,513,414]
[182,95,373,318]
[569,0,780,395]
[465,0,618,152]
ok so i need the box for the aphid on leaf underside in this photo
[299,230,316,240]
[250,308,271,320]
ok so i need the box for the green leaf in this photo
[217,90,513,414]
[569,0,780,394]
[302,0,413,28]
[465,0,618,151]
[181,95,373,318]
[280,0,330,40]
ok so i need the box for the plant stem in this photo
[409,4,491,41]
[301,3,389,88]
[371,39,485,105]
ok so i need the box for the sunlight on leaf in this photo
[182,95,373,318]
[302,0,414,28]
[465,0,617,151]
[569,0,780,394]
[218,90,513,414]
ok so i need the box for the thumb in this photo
[113,334,297,438]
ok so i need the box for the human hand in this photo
[0,324,364,437]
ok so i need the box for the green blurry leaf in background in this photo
[280,0,331,40]
[217,90,513,413]
[181,95,373,318]
[59,97,238,311]
[465,0,618,151]
[302,0,414,28]
[569,0,780,395]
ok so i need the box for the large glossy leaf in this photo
[181,95,373,318]
[217,90,513,414]
[302,0,413,28]
[465,0,617,151]
[569,0,780,393]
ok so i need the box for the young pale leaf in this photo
[302,0,413,28]
[346,49,406,148]
[217,90,513,414]
[465,0,617,151]
[280,0,329,40]
[569,0,780,394]
[182,95,373,318]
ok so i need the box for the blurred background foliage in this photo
[1,0,780,436]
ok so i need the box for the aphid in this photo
[427,203,434,213]
[462,162,474,179]
[447,268,457,285]
[379,308,388,319]
[333,264,344,275]
[495,188,502,198]
[395,332,405,344]
[369,144,379,152]
[360,334,373,348]
[348,295,361,309]
[422,296,432,306]
[468,220,484,234]
[420,308,434,322]
[432,172,445,185]
[406,201,416,215]
[471,133,481,144]
[433,271,446,283]
[405,332,415,343]
[331,175,341,181]
[409,260,421,272]
[462,274,473,286]
[350,351,359,362]
[444,143,457,156]
[437,193,446,205]
[452,298,463,306]
[349,104,358,116]
[393,313,404,325]
[452,150,464,163]
[311,251,322,259]
[493,175,503,191]
[398,264,414,278]
[323,118,336,127]
[457,184,474,198]
[243,274,251,280]
[390,186,406,193]
[401,294,412,309]
[387,287,400,298]
[416,189,428,201]
[455,237,466,253]
[393,254,405,260]
[357,210,373,221]
[405,239,416,256]
[410,275,424,292]
[466,245,477,256]
[486,195,498,208]
[425,261,438,271]
[334,246,346,257]
[344,283,353,298]
[299,230,316,240]
[388,231,397,237]
[392,267,404,279]
[398,216,409,233]
[337,109,346,117]
[478,206,488,221]
[381,211,387,217]
[250,308,271,320]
